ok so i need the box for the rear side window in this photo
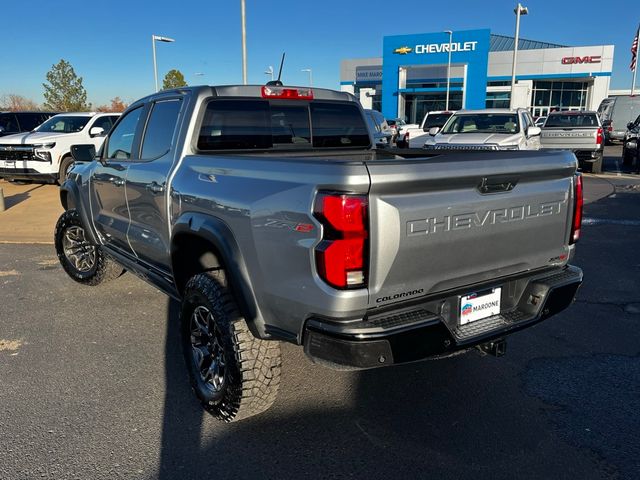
[92,116,115,134]
[141,99,182,159]
[198,99,369,150]
[545,114,599,128]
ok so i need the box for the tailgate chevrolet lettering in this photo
[407,201,564,236]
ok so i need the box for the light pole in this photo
[265,66,274,81]
[510,3,528,108]
[240,0,247,84]
[301,68,312,87]
[444,30,453,111]
[152,35,175,92]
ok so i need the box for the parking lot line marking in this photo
[0,269,20,277]
[583,217,640,226]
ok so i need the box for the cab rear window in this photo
[544,113,599,128]
[197,99,370,150]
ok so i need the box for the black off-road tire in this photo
[54,209,124,285]
[590,155,603,174]
[180,271,281,422]
[58,155,74,184]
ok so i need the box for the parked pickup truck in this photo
[423,108,541,151]
[540,111,604,173]
[401,111,454,148]
[54,84,583,422]
[0,112,119,183]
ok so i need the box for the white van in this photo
[599,96,640,141]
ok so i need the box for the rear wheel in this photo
[180,271,281,422]
[590,155,603,174]
[54,209,124,285]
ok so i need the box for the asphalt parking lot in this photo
[1,146,639,480]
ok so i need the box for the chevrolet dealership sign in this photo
[414,41,478,54]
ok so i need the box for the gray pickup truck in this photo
[540,111,604,173]
[54,84,584,422]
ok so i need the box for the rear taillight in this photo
[261,86,313,100]
[608,122,613,132]
[596,127,603,145]
[314,193,368,289]
[570,174,583,244]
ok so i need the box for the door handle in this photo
[145,181,165,194]
[111,178,125,187]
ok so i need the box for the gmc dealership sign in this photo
[561,56,601,65]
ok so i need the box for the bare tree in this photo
[96,97,128,113]
[0,94,40,111]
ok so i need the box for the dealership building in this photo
[340,29,614,123]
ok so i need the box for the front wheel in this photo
[54,209,124,285]
[180,271,281,422]
[58,156,74,184]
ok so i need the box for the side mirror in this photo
[89,126,105,138]
[71,144,97,163]
[527,126,541,137]
[628,122,635,130]
[429,127,440,136]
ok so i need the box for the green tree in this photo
[162,69,187,90]
[42,59,90,111]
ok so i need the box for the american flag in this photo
[631,26,639,71]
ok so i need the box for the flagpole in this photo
[632,25,639,96]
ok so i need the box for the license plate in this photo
[459,288,501,325]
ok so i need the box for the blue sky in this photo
[1,0,638,106]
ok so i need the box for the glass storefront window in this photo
[403,93,462,123]
[531,80,589,114]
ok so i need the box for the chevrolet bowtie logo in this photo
[393,46,412,55]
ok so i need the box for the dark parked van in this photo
[0,111,59,137]
[598,96,640,142]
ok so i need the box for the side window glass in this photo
[92,116,114,133]
[0,114,19,132]
[17,113,44,131]
[141,99,182,160]
[106,107,143,160]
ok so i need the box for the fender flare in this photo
[59,179,99,244]
[171,212,268,339]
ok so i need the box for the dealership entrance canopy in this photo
[340,29,614,123]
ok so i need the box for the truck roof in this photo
[547,110,597,115]
[452,108,528,115]
[131,85,359,107]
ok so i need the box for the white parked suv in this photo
[423,108,541,151]
[0,112,120,183]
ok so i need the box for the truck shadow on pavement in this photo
[156,299,616,480]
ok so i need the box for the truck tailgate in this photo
[365,150,577,306]
[540,128,598,149]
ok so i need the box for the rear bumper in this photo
[303,266,583,369]
[573,149,603,164]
